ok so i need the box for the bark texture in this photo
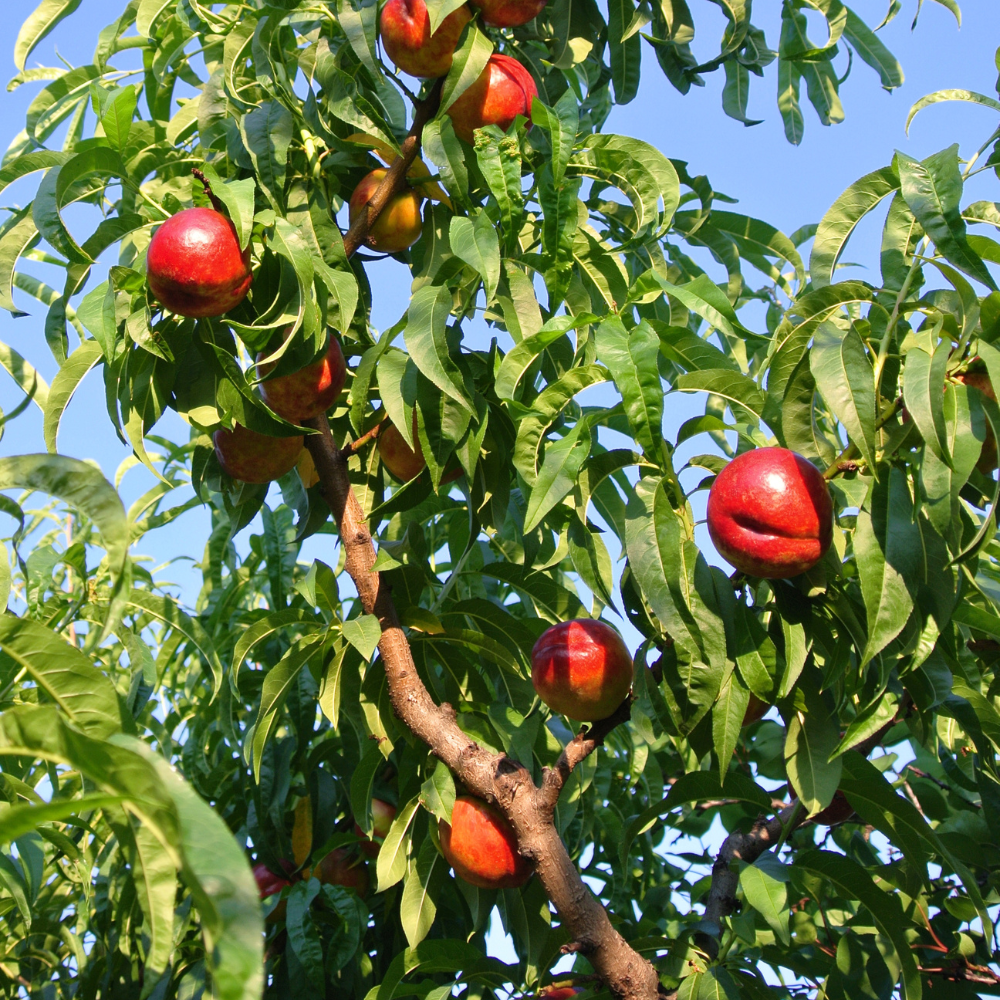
[302,91,661,1000]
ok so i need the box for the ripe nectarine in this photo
[706,447,833,579]
[380,0,471,78]
[213,424,303,484]
[258,336,347,423]
[531,619,633,722]
[439,796,532,889]
[377,414,462,483]
[446,53,537,144]
[147,207,251,318]
[469,0,546,26]
[307,848,370,896]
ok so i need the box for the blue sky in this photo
[0,0,998,594]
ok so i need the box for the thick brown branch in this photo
[303,424,658,1000]
[341,79,442,257]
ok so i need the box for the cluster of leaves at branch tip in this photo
[1,1,1000,1000]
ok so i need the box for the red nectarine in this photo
[446,53,538,144]
[531,619,633,722]
[258,336,347,423]
[439,796,532,889]
[380,0,471,78]
[349,168,423,253]
[147,207,251,318]
[706,447,833,579]
[377,414,462,483]
[469,0,546,26]
[213,424,303,484]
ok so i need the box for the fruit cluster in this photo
[142,0,541,488]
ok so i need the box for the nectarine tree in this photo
[0,1,997,1000]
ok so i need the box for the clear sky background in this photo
[0,3,996,599]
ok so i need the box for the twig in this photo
[342,415,389,456]
[191,168,225,215]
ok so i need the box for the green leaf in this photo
[96,84,137,152]
[0,852,31,927]
[897,145,997,290]
[0,336,49,410]
[14,0,83,71]
[405,284,474,414]
[286,880,324,991]
[675,369,766,424]
[595,317,663,456]
[251,634,325,779]
[439,23,493,115]
[449,212,500,303]
[795,850,921,1000]
[426,0,469,32]
[420,760,456,826]
[43,339,102,453]
[232,608,322,678]
[124,590,224,697]
[568,134,679,237]
[740,853,790,945]
[855,467,925,666]
[495,315,594,401]
[713,670,750,780]
[530,90,578,186]
[810,165,899,288]
[608,0,641,103]
[0,150,69,200]
[0,792,124,843]
[342,614,383,662]
[0,453,127,599]
[523,419,592,532]
[479,563,587,622]
[784,708,842,816]
[350,739,383,838]
[810,321,875,471]
[0,615,122,738]
[336,0,381,80]
[722,59,762,125]
[400,836,443,948]
[903,342,952,466]
[130,822,178,987]
[906,89,1000,134]
[376,795,420,892]
[240,101,292,211]
[843,9,903,90]
[0,209,40,315]
[624,477,726,669]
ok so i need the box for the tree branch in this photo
[301,96,658,999]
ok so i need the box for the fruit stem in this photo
[191,167,227,216]
[342,415,388,455]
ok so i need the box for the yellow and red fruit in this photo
[348,169,423,253]
[380,0,472,78]
[213,424,303,484]
[258,336,348,423]
[446,54,538,144]
[438,796,532,889]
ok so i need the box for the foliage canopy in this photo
[0,1,999,999]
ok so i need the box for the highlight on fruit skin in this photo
[348,168,424,253]
[438,795,532,889]
[706,446,833,579]
[213,424,304,484]
[379,0,472,78]
[446,53,538,144]
[257,335,348,423]
[531,618,634,722]
[146,206,252,318]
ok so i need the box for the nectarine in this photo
[308,848,370,896]
[258,336,347,423]
[439,796,532,889]
[469,0,546,26]
[377,414,462,483]
[349,168,423,253]
[147,207,251,318]
[706,447,833,579]
[354,798,396,858]
[446,53,537,144]
[531,619,633,722]
[380,0,471,78]
[213,424,303,484]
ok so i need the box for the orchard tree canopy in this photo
[0,0,999,999]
